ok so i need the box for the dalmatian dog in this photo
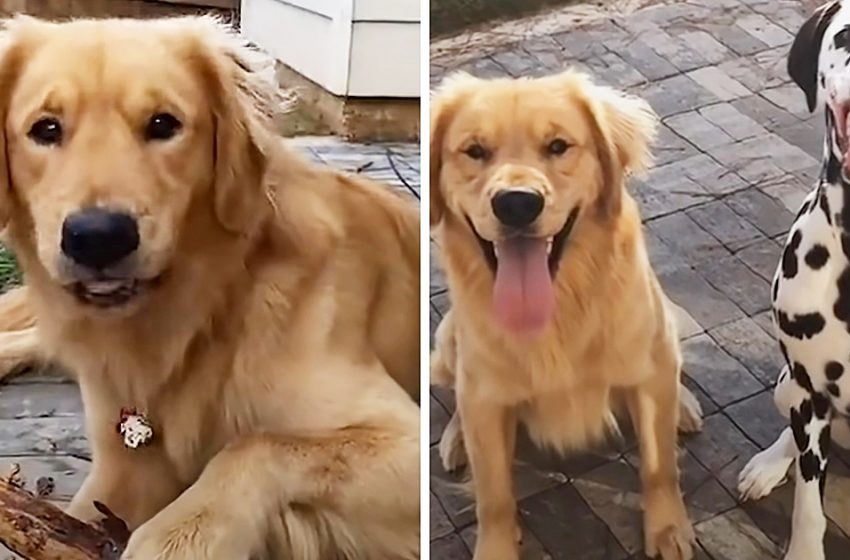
[737,2,850,558]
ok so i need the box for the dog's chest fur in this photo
[773,156,850,417]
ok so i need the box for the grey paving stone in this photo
[431,492,456,540]
[459,521,553,560]
[638,26,710,73]
[652,124,701,167]
[724,188,795,238]
[665,111,736,151]
[731,95,800,132]
[429,533,471,559]
[632,175,709,219]
[735,13,794,48]
[682,335,764,408]
[644,229,690,275]
[686,201,763,251]
[709,316,784,387]
[684,413,760,494]
[761,174,815,213]
[613,37,680,81]
[648,212,733,266]
[773,117,825,158]
[520,484,629,560]
[0,382,82,419]
[457,56,511,79]
[678,153,748,195]
[584,51,648,88]
[572,460,644,554]
[695,255,772,316]
[677,449,739,523]
[696,508,782,559]
[432,290,451,317]
[0,417,88,458]
[718,53,787,94]
[678,30,734,65]
[490,48,542,78]
[700,102,769,141]
[658,267,746,330]
[725,391,785,449]
[687,66,751,102]
[752,310,776,338]
[0,455,89,501]
[734,237,782,282]
[551,29,608,60]
[761,84,811,119]
[633,74,719,118]
[695,22,767,56]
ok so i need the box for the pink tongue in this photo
[493,238,555,334]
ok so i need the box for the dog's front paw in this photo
[121,509,240,560]
[784,540,825,560]
[644,493,694,560]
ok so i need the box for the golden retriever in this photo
[430,70,703,560]
[0,16,420,560]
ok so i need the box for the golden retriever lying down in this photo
[0,16,420,560]
[430,71,703,560]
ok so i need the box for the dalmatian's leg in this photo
[739,366,797,500]
[784,386,832,560]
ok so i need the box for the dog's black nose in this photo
[61,208,139,269]
[491,190,544,228]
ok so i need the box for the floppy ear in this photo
[789,0,841,112]
[191,18,284,235]
[571,74,657,217]
[430,73,480,226]
[0,18,31,231]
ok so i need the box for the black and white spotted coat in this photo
[738,3,850,559]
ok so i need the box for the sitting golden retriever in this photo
[430,71,702,560]
[0,16,420,560]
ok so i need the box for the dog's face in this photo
[789,1,850,175]
[431,72,656,333]
[0,17,274,313]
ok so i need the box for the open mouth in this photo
[831,103,850,174]
[66,277,160,308]
[468,206,580,277]
[468,207,580,334]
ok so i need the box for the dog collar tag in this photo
[117,408,153,449]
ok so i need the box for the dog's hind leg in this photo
[0,286,41,381]
[0,286,36,331]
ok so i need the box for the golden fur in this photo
[430,71,702,560]
[0,16,420,559]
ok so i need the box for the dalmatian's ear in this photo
[789,0,842,112]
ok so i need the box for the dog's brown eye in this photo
[547,138,569,156]
[145,113,182,141]
[464,143,490,161]
[28,117,63,146]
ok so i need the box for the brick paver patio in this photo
[0,137,419,559]
[429,0,850,558]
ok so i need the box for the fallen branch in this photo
[0,465,127,560]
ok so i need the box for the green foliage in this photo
[0,245,22,292]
